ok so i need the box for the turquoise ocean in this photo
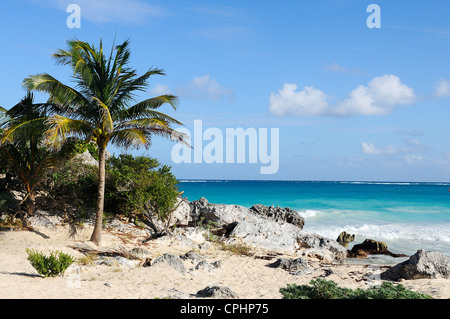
[178,180,450,263]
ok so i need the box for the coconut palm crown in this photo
[23,38,185,244]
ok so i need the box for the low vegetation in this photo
[105,154,179,225]
[280,279,433,299]
[219,242,254,256]
[26,249,76,277]
[1,149,181,233]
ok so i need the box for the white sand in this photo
[1,224,449,299]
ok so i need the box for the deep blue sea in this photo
[178,180,450,261]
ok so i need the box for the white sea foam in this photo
[304,222,450,257]
[305,223,450,242]
[338,181,416,185]
[297,209,319,218]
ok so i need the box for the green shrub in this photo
[26,249,76,277]
[280,279,433,299]
[104,154,179,222]
[43,153,179,225]
[46,158,98,207]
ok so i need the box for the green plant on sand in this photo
[280,279,433,299]
[26,248,76,277]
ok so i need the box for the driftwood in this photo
[68,243,141,260]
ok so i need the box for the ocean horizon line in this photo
[178,179,450,185]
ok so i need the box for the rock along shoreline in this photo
[2,196,449,299]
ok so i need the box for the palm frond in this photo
[109,128,151,150]
[23,74,88,114]
[0,117,47,145]
[44,115,94,150]
[117,95,179,121]
[109,67,167,110]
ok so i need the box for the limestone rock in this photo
[249,204,304,229]
[169,197,192,226]
[197,285,239,299]
[381,250,450,281]
[268,257,309,271]
[96,256,140,267]
[74,150,98,167]
[189,197,251,225]
[210,260,222,269]
[336,231,355,247]
[352,239,388,252]
[152,253,187,275]
[226,216,302,254]
[27,210,63,229]
[296,232,348,263]
[129,247,152,259]
[349,238,407,258]
[194,260,216,272]
[164,288,189,299]
[181,198,346,263]
[181,251,206,264]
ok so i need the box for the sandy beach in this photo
[1,222,449,300]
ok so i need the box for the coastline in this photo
[1,218,449,299]
[178,180,450,260]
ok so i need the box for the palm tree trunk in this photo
[90,143,107,245]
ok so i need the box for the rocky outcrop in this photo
[196,285,239,299]
[296,232,348,263]
[181,251,206,264]
[268,257,309,271]
[249,204,304,229]
[169,197,192,226]
[163,288,189,299]
[223,212,346,263]
[142,197,192,237]
[349,239,407,258]
[74,150,98,167]
[152,253,187,275]
[187,197,346,263]
[381,250,450,281]
[189,197,250,225]
[353,238,388,252]
[336,231,355,248]
[96,256,141,267]
[225,215,303,254]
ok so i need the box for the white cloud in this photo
[361,138,427,160]
[268,84,329,116]
[333,75,417,116]
[361,142,397,155]
[269,74,417,117]
[434,78,450,97]
[30,0,164,24]
[177,75,233,101]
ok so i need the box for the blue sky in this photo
[2,0,450,182]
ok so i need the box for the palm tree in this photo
[0,92,73,226]
[23,38,185,244]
